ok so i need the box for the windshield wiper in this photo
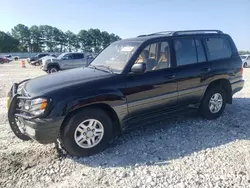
[88,64,114,74]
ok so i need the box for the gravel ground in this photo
[0,62,250,188]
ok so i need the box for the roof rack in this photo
[137,30,223,37]
[172,30,223,36]
[137,31,174,37]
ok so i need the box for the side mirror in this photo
[130,63,146,74]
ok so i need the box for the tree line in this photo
[0,24,121,53]
[239,51,250,55]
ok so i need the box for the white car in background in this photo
[240,54,250,68]
[41,52,94,73]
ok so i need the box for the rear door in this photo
[174,37,212,106]
[72,53,88,68]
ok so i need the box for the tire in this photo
[200,86,226,120]
[35,62,40,66]
[60,108,113,157]
[47,66,59,73]
[243,62,247,68]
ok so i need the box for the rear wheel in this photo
[60,108,113,156]
[200,86,226,119]
[47,66,59,73]
[243,62,247,68]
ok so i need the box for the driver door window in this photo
[134,41,170,71]
[63,54,73,60]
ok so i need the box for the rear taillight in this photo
[240,67,243,76]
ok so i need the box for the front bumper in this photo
[7,81,63,144]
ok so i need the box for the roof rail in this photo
[137,34,147,37]
[148,31,175,35]
[137,30,223,37]
[137,31,174,37]
[172,30,223,36]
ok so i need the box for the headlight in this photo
[22,98,48,116]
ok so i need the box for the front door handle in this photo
[164,74,176,79]
[201,68,211,72]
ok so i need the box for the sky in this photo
[1,0,250,50]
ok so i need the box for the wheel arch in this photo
[47,63,60,70]
[203,78,232,104]
[60,103,122,136]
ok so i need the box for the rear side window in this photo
[205,37,232,61]
[195,39,206,63]
[73,53,84,59]
[174,38,197,66]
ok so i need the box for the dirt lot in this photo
[0,62,250,188]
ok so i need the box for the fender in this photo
[49,88,128,123]
[47,63,61,69]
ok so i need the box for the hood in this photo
[24,67,112,96]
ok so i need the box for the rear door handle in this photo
[201,68,211,72]
[164,74,176,79]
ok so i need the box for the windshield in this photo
[57,53,67,60]
[240,55,247,59]
[90,41,141,73]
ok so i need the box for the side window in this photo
[195,39,206,63]
[73,53,84,59]
[63,53,73,60]
[134,41,170,71]
[174,39,197,66]
[205,37,232,61]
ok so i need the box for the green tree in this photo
[78,30,92,52]
[39,25,55,52]
[100,31,111,49]
[65,30,80,52]
[11,24,31,51]
[239,51,250,55]
[109,33,121,43]
[5,24,122,53]
[88,28,102,53]
[29,25,44,52]
[0,31,20,52]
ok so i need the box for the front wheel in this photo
[35,62,41,66]
[60,108,113,156]
[200,86,226,119]
[47,66,59,73]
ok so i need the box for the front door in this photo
[60,53,74,70]
[125,40,178,119]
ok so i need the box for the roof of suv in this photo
[122,30,227,42]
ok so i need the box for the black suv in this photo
[27,53,50,63]
[7,30,244,156]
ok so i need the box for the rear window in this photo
[205,37,232,61]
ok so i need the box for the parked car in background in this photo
[0,56,11,63]
[41,52,93,73]
[0,57,6,64]
[30,54,57,66]
[240,54,250,68]
[7,30,244,157]
[4,54,18,60]
[27,53,50,63]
